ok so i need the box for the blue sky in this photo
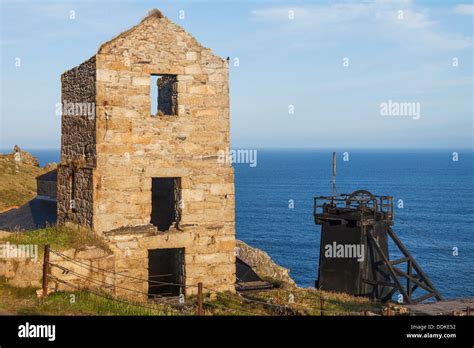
[0,0,473,149]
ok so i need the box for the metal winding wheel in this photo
[348,190,377,209]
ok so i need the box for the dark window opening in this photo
[151,177,181,231]
[150,74,178,116]
[69,171,76,212]
[148,248,185,298]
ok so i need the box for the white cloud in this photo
[453,4,474,15]
[251,0,471,51]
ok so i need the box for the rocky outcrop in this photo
[236,240,297,289]
[10,145,40,167]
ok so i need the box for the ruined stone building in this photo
[57,9,235,298]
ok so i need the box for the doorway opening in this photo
[148,248,185,298]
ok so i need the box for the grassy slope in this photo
[0,276,381,316]
[0,277,180,316]
[0,153,52,211]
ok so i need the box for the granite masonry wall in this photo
[57,56,96,228]
[57,10,236,297]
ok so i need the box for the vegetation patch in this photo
[0,277,178,316]
[0,275,383,316]
[243,288,382,315]
[2,225,110,255]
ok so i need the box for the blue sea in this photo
[8,148,474,299]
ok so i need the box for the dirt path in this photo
[405,298,474,315]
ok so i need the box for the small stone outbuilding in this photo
[36,170,57,201]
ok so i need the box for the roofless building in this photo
[57,9,235,298]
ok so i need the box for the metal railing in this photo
[314,190,394,223]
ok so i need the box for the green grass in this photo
[202,292,269,316]
[201,287,383,316]
[31,291,179,316]
[0,274,383,316]
[244,288,382,315]
[0,277,181,316]
[3,225,110,256]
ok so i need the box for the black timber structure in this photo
[314,189,443,304]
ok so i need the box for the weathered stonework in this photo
[58,56,96,228]
[0,245,113,291]
[57,9,235,298]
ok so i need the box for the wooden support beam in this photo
[388,228,443,301]
[362,278,397,288]
[368,231,411,304]
[393,268,436,294]
[389,257,410,265]
[412,292,436,304]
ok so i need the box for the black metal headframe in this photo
[313,189,442,304]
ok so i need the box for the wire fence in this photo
[43,246,393,316]
[47,275,181,315]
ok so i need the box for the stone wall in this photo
[0,244,113,292]
[104,225,235,298]
[36,180,57,199]
[58,56,96,228]
[60,56,96,164]
[48,246,114,294]
[0,257,42,288]
[36,170,58,200]
[93,12,232,233]
[92,11,235,293]
[57,167,94,228]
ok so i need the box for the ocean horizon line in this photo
[1,147,473,153]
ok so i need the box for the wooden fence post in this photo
[320,296,325,316]
[42,244,50,297]
[197,282,203,316]
[467,306,471,316]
